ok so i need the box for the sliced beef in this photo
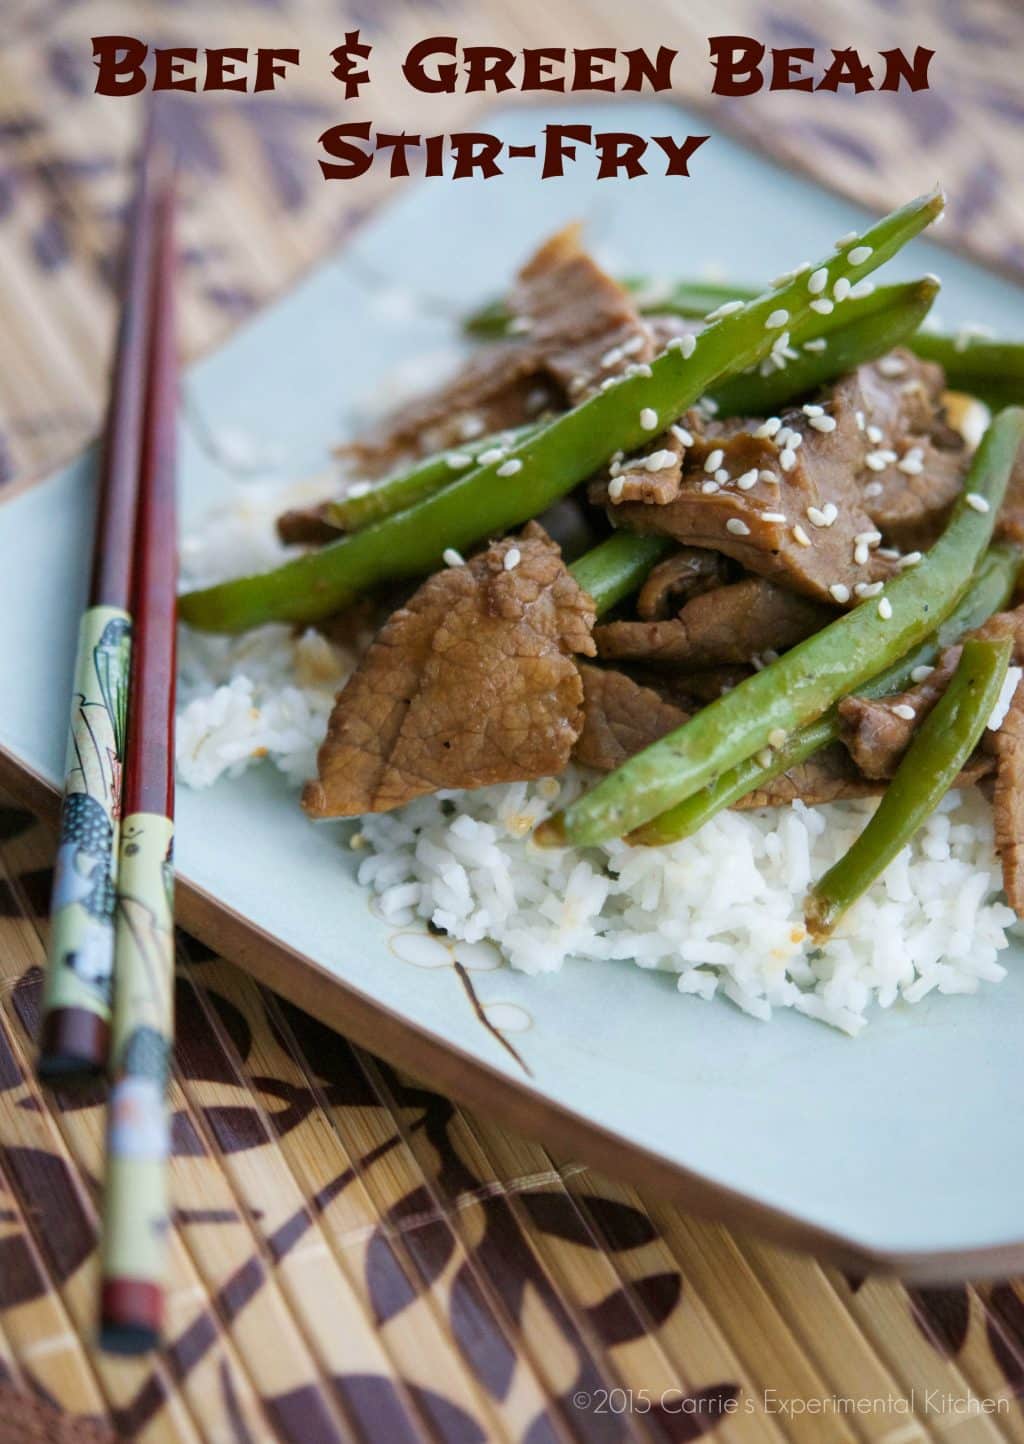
[302,524,596,818]
[987,687,1024,915]
[341,225,650,475]
[595,577,832,668]
[636,547,733,620]
[733,744,885,810]
[839,606,1024,779]
[607,428,686,505]
[277,502,339,547]
[601,406,896,605]
[574,665,687,772]
[828,350,967,550]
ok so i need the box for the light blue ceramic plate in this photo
[3,103,1023,1279]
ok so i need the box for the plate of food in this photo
[4,101,1024,1279]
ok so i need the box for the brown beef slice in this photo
[988,686,1024,916]
[302,524,596,818]
[595,576,832,668]
[574,665,688,772]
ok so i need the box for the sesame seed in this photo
[855,410,866,431]
[622,335,646,357]
[625,362,653,379]
[769,728,787,748]
[897,551,923,568]
[832,277,851,302]
[848,279,875,300]
[726,517,750,535]
[497,458,523,476]
[762,512,787,522]
[865,425,884,445]
[705,299,744,320]
[878,598,893,620]
[600,376,620,392]
[865,451,890,472]
[766,309,789,329]
[759,470,779,485]
[910,665,934,684]
[848,245,873,265]
[477,447,505,465]
[644,449,677,472]
[504,548,521,571]
[966,492,990,513]
[600,343,625,368]
[664,336,683,353]
[829,583,851,604]
[757,748,775,768]
[446,452,473,470]
[459,415,486,439]
[810,298,835,315]
[347,481,372,498]
[804,338,828,353]
[809,415,837,433]
[877,547,900,560]
[854,542,870,566]
[704,448,725,472]
[737,469,759,490]
[807,506,828,527]
[835,231,858,247]
[755,417,783,439]
[864,481,884,498]
[779,448,797,472]
[700,480,720,494]
[878,356,907,378]
[793,524,811,547]
[892,703,916,720]
[808,268,828,295]
[855,581,884,597]
[855,529,882,545]
[714,468,730,484]
[640,408,658,431]
[897,447,924,475]
[681,333,697,359]
[671,424,695,446]
[443,548,464,567]
[608,477,625,500]
[802,404,825,417]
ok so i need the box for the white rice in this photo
[177,473,1019,1035]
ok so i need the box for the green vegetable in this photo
[630,543,1021,845]
[711,279,938,418]
[568,532,673,614]
[328,281,937,544]
[468,274,1022,407]
[325,424,538,533]
[805,634,1012,938]
[180,189,944,634]
[540,406,1024,848]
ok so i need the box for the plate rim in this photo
[4,740,1021,1284]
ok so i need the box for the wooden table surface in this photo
[2,3,1024,1440]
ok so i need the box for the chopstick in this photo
[37,116,169,1083]
[99,176,179,1355]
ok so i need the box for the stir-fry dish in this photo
[177,188,1024,1032]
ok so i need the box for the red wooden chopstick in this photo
[38,114,171,1082]
[99,173,179,1354]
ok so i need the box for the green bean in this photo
[180,190,943,634]
[805,635,1012,938]
[325,424,538,533]
[630,544,1021,845]
[568,533,673,614]
[332,282,936,542]
[711,279,938,418]
[538,406,1024,848]
[468,274,1024,406]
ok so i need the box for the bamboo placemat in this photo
[3,2,1024,1440]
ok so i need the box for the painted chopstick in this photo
[99,179,178,1355]
[38,117,169,1083]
